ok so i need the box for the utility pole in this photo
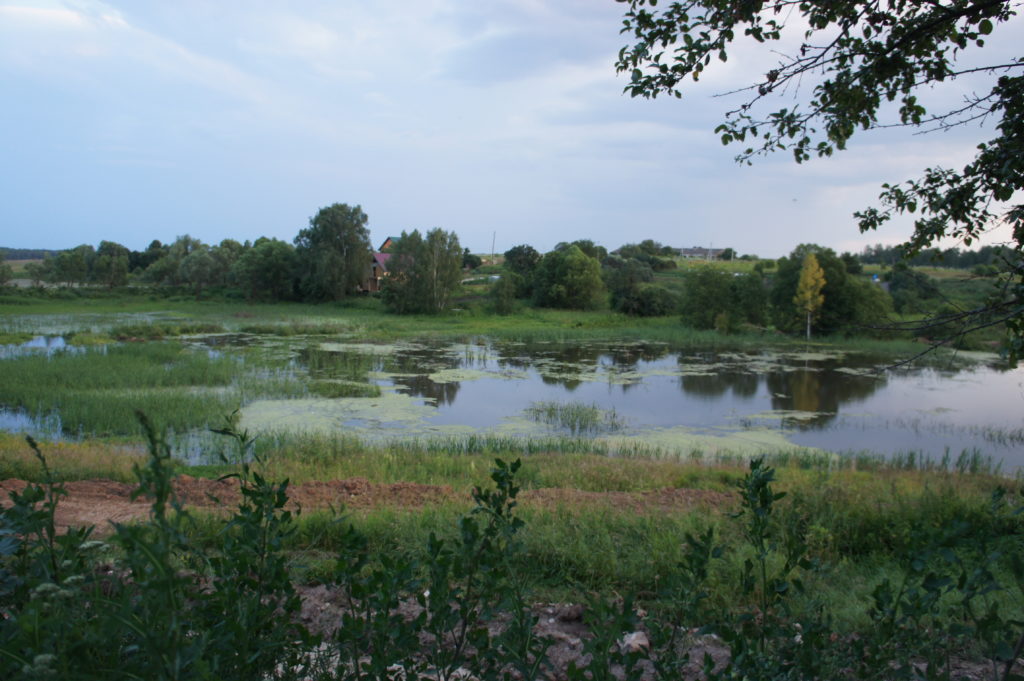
[491,231,496,264]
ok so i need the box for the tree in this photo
[23,261,46,287]
[617,0,1023,359]
[794,254,827,340]
[462,248,482,271]
[381,228,463,314]
[178,246,218,299]
[533,245,607,310]
[93,241,130,288]
[554,239,608,262]
[212,239,246,286]
[294,203,372,302]
[840,251,864,275]
[0,251,12,288]
[489,274,520,315]
[502,244,541,298]
[231,238,298,301]
[131,240,167,273]
[603,254,655,311]
[886,263,941,313]
[681,268,767,330]
[772,244,891,335]
[503,244,541,275]
[51,245,94,287]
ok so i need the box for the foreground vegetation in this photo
[1,418,1022,680]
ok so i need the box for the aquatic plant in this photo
[524,401,625,435]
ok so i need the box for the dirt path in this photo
[1,476,729,533]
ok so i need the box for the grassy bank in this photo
[0,289,936,356]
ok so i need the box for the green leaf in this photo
[979,19,993,35]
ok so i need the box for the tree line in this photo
[492,240,894,337]
[858,244,1005,270]
[3,201,1017,340]
[1,204,465,314]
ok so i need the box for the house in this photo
[678,246,727,260]
[360,238,399,292]
[362,252,392,292]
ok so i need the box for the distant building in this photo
[678,246,727,260]
[361,238,399,292]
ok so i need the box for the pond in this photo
[241,338,1024,470]
[1,331,1021,470]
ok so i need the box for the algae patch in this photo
[603,426,826,460]
[427,367,529,383]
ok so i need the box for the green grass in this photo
[0,289,925,355]
[3,421,1019,636]
[175,458,1021,630]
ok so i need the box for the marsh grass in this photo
[0,342,316,438]
[0,292,930,355]
[238,321,354,336]
[110,321,227,339]
[63,331,116,346]
[525,400,625,435]
[0,331,34,345]
[0,432,143,481]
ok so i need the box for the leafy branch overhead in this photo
[617,0,1023,357]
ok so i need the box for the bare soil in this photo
[0,476,730,535]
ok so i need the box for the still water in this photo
[244,339,1024,469]
[2,333,1021,469]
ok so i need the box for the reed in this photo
[524,400,625,435]
[0,342,296,437]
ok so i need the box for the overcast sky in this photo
[1,0,1019,258]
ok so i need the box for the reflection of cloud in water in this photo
[679,371,760,399]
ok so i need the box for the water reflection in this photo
[0,408,63,440]
[297,347,379,381]
[766,368,886,428]
[679,370,760,399]
[1,335,84,360]
[392,374,461,406]
[3,331,1019,467]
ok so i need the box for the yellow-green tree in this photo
[793,253,826,340]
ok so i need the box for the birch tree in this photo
[794,253,826,340]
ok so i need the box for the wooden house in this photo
[360,238,399,292]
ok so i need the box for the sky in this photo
[0,0,1020,258]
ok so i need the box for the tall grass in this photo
[524,400,625,435]
[0,343,307,437]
